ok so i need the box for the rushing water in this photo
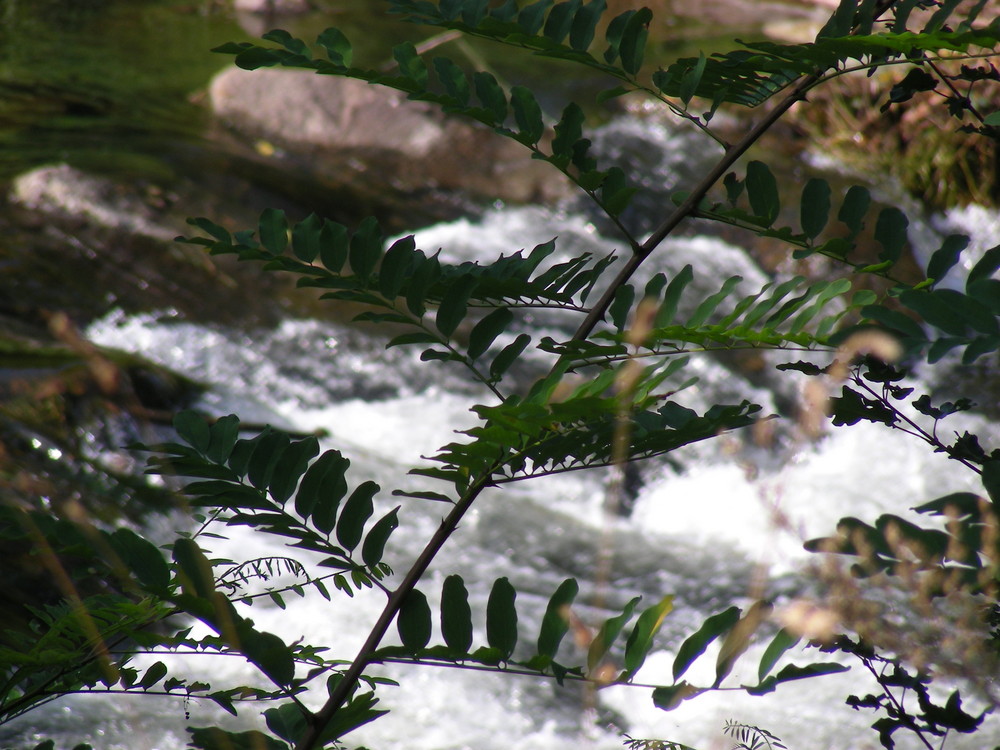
[3,2,1000,750]
[5,198,975,750]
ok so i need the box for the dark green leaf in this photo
[715,601,772,687]
[623,595,673,675]
[984,460,1000,506]
[320,221,350,273]
[838,185,871,237]
[474,72,507,123]
[609,284,636,332]
[603,9,634,63]
[387,332,442,349]
[490,333,531,381]
[619,7,652,74]
[723,172,744,205]
[800,178,832,239]
[406,252,442,317]
[927,234,968,285]
[518,0,555,34]
[172,537,216,600]
[361,507,400,568]
[511,86,544,145]
[206,415,241,465]
[393,42,428,87]
[297,449,349,527]
[291,213,322,263]
[188,728,289,750]
[234,46,283,70]
[240,627,295,686]
[587,596,640,672]
[461,0,489,26]
[441,574,474,653]
[656,265,694,327]
[745,161,780,226]
[874,207,908,264]
[467,308,514,360]
[269,436,319,506]
[552,102,585,158]
[259,208,289,254]
[433,57,471,105]
[747,662,850,695]
[651,682,702,711]
[537,578,579,660]
[491,0,519,22]
[318,27,353,67]
[336,481,379,551]
[672,606,740,681]
[570,0,606,51]
[899,290,968,336]
[350,216,383,280]
[543,0,580,44]
[263,702,308,743]
[437,274,478,338]
[187,217,231,243]
[174,410,211,454]
[818,0,858,38]
[679,53,707,105]
[398,589,432,651]
[139,660,168,690]
[862,304,926,341]
[378,235,417,300]
[486,577,518,659]
[247,430,290,491]
[259,31,309,55]
[967,243,1000,289]
[109,528,171,591]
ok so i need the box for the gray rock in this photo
[5,164,290,326]
[208,66,569,205]
[11,164,178,240]
[233,0,311,13]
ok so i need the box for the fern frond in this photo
[723,720,788,750]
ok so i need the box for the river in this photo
[1,2,999,750]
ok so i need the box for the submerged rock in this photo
[4,164,292,327]
[234,0,312,12]
[208,66,569,206]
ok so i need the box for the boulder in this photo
[5,164,292,327]
[208,66,569,206]
[233,0,311,13]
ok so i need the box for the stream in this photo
[2,2,1000,750]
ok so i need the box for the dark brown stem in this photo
[571,69,823,343]
[294,477,490,750]
[573,0,903,343]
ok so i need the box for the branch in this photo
[572,0,903,342]
[571,69,823,342]
[294,475,492,750]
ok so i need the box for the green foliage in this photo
[7,1,1000,749]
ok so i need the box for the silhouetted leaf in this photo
[362,507,400,568]
[398,589,432,651]
[441,574,474,653]
[536,578,579,660]
[746,161,780,226]
[337,481,379,551]
[487,577,518,659]
[672,606,739,681]
[800,178,832,239]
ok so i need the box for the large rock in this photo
[234,0,311,12]
[208,66,569,206]
[5,164,293,327]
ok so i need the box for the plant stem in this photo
[571,69,824,343]
[294,476,492,750]
[573,0,905,343]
